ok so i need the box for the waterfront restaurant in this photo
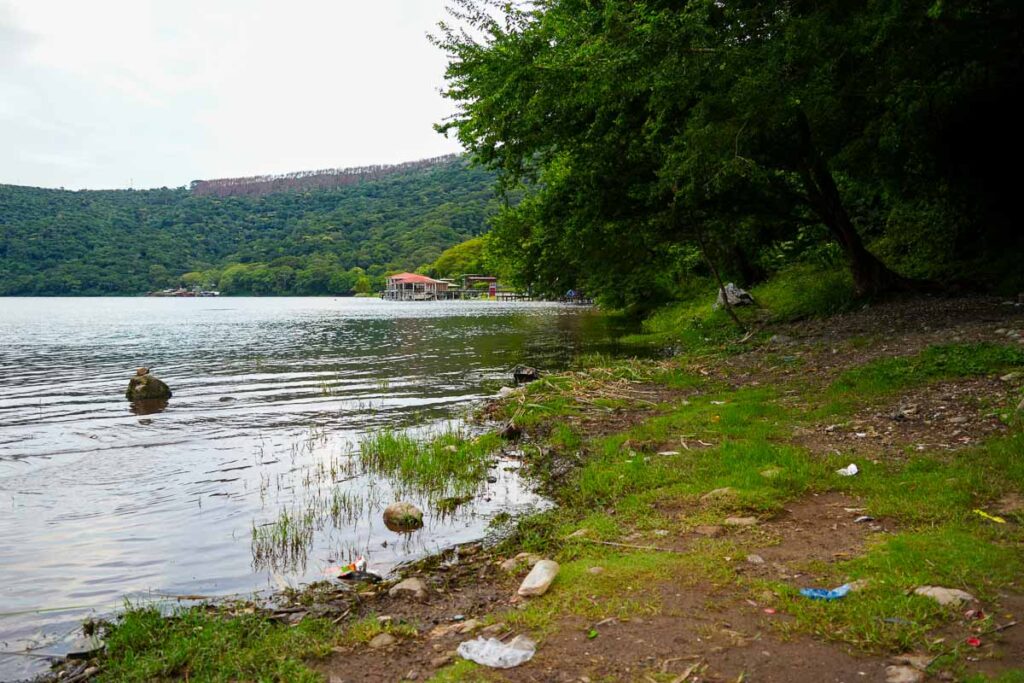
[383,272,449,301]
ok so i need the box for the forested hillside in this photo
[0,156,496,296]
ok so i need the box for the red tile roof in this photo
[387,272,443,284]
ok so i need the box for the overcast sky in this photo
[0,0,463,190]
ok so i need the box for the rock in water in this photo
[714,283,755,309]
[512,365,540,384]
[383,502,424,531]
[125,371,172,401]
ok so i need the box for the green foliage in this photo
[751,264,857,321]
[98,605,336,682]
[832,344,1024,397]
[435,0,1024,305]
[0,158,497,295]
[427,236,488,278]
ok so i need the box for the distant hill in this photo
[0,156,497,296]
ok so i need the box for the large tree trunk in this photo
[795,112,910,297]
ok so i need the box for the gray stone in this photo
[746,554,765,564]
[389,577,429,601]
[724,516,759,527]
[885,665,925,683]
[368,632,397,649]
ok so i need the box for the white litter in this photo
[457,635,536,668]
[836,463,859,476]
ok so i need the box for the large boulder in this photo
[383,502,424,531]
[714,283,755,309]
[125,369,172,401]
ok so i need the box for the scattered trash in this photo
[518,559,560,597]
[457,635,536,668]
[800,584,853,601]
[973,509,1007,524]
[763,608,777,615]
[338,570,382,583]
[657,450,680,456]
[587,628,598,640]
[913,586,975,606]
[882,617,914,625]
[964,609,986,621]
[965,637,982,648]
[854,515,875,523]
[836,463,859,477]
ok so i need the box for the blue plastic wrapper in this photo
[799,584,852,601]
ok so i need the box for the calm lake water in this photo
[0,297,624,681]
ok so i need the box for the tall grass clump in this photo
[359,427,501,499]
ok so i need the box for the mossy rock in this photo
[383,502,424,532]
[126,375,172,401]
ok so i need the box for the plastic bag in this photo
[799,584,853,601]
[457,635,536,668]
[835,463,859,476]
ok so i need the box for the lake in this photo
[0,297,625,681]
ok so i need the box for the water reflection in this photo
[129,398,169,415]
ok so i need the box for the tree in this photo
[434,0,1023,301]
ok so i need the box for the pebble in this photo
[746,554,765,564]
[368,632,397,649]
[700,487,734,502]
[480,623,506,637]
[587,566,605,575]
[1000,372,1021,382]
[389,577,429,601]
[693,525,724,537]
[430,653,455,668]
[457,619,481,634]
[724,516,759,527]
[885,665,924,683]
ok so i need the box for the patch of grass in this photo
[359,427,502,499]
[500,550,729,636]
[343,615,418,644]
[751,263,856,321]
[830,343,1024,398]
[98,605,338,682]
[770,526,1023,653]
[427,658,491,682]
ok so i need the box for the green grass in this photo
[98,605,338,682]
[343,614,419,644]
[832,343,1024,397]
[751,263,857,321]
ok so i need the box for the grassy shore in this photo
[63,276,1024,682]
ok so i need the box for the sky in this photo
[0,0,463,190]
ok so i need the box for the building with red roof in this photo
[383,272,450,301]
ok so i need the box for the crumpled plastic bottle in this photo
[457,635,537,668]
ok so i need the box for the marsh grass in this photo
[359,427,502,499]
[98,604,337,682]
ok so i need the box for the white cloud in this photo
[0,0,462,189]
